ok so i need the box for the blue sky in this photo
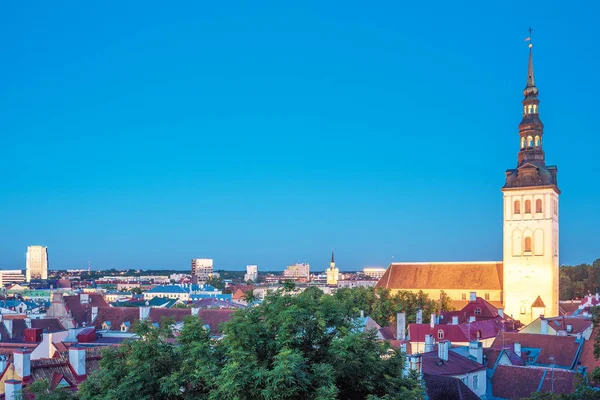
[1,1,598,271]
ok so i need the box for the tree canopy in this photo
[74,287,424,400]
[559,258,600,300]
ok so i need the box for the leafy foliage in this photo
[559,259,600,300]
[77,287,424,400]
[25,379,78,400]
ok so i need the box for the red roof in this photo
[409,319,505,343]
[545,317,592,334]
[491,332,582,368]
[64,294,108,327]
[421,347,485,376]
[198,309,235,335]
[423,374,480,400]
[578,327,600,372]
[491,365,575,399]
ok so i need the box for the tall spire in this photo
[331,249,335,264]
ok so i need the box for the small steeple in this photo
[331,249,335,264]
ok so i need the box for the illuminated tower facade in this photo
[502,42,560,324]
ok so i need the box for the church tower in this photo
[326,250,339,285]
[502,41,560,324]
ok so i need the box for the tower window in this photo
[533,105,538,113]
[527,104,532,114]
[536,199,542,213]
[437,329,444,339]
[534,135,540,146]
[527,136,533,147]
[521,137,525,149]
[525,200,531,213]
[514,200,521,214]
[524,237,532,253]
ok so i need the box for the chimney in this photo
[596,293,599,301]
[0,355,7,372]
[498,308,504,318]
[66,327,79,342]
[452,316,459,325]
[409,354,422,376]
[400,342,407,354]
[514,342,522,357]
[360,310,364,318]
[541,318,548,334]
[25,317,31,329]
[91,306,99,322]
[438,340,449,361]
[416,310,422,324]
[469,341,483,364]
[430,313,436,328]
[4,380,22,400]
[397,313,406,340]
[469,292,476,302]
[69,346,86,376]
[469,316,476,323]
[42,332,54,358]
[140,303,151,321]
[424,334,434,352]
[4,320,13,339]
[191,307,200,316]
[567,324,573,333]
[13,350,31,379]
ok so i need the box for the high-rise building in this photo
[26,246,48,282]
[326,251,339,285]
[283,263,310,282]
[191,258,214,283]
[244,265,258,282]
[363,267,387,280]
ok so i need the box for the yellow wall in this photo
[503,187,559,324]
[388,288,503,304]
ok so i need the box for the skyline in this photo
[1,2,599,271]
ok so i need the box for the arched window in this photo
[534,135,540,146]
[521,137,525,148]
[514,200,521,214]
[525,237,532,252]
[437,330,444,339]
[527,104,532,114]
[533,104,538,113]
[536,199,542,213]
[525,200,531,213]
[527,136,533,147]
[523,106,527,114]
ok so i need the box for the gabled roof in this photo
[376,262,503,291]
[545,317,592,334]
[577,327,600,372]
[491,365,575,399]
[64,294,108,327]
[409,319,505,343]
[532,295,546,308]
[491,332,582,368]
[421,347,486,376]
[423,374,480,400]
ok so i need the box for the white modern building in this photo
[363,267,387,280]
[244,265,258,282]
[0,270,26,285]
[26,246,48,282]
[191,258,214,283]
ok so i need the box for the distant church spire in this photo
[331,249,335,264]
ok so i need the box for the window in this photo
[474,308,482,315]
[437,329,444,339]
[473,375,479,389]
[514,200,521,214]
[527,104,532,114]
[524,237,532,253]
[534,135,540,146]
[521,137,525,148]
[528,136,533,147]
[520,305,526,315]
[536,199,542,213]
[525,200,531,214]
[462,293,467,300]
[485,293,490,300]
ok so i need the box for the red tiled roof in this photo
[149,308,191,324]
[423,374,480,400]
[198,309,235,335]
[491,365,575,399]
[421,348,485,376]
[578,328,600,372]
[531,295,546,308]
[93,307,139,330]
[31,318,65,333]
[545,317,592,334]
[376,262,503,291]
[559,301,580,316]
[64,294,108,327]
[409,319,504,343]
[483,347,525,369]
[491,332,582,368]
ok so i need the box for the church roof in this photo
[376,262,503,291]
[531,295,546,308]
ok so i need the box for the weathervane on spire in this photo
[526,27,533,48]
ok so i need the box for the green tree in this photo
[130,287,143,295]
[25,379,78,400]
[206,276,226,291]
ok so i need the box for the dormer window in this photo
[437,330,444,339]
[474,308,482,315]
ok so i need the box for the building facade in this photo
[0,270,25,285]
[501,43,559,324]
[283,263,310,282]
[191,258,214,283]
[25,246,48,282]
[376,44,559,324]
[363,267,387,280]
[244,265,258,282]
[326,251,339,285]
